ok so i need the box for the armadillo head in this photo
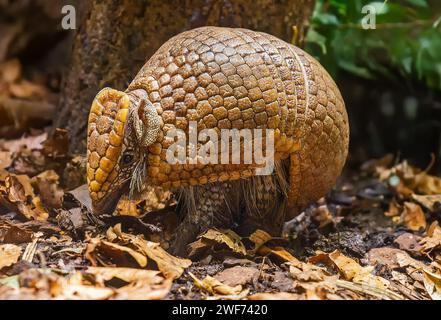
[86,88,160,215]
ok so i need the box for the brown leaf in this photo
[415,173,441,195]
[248,292,303,300]
[367,247,425,270]
[0,221,33,243]
[107,225,191,280]
[385,200,401,217]
[214,266,259,287]
[0,244,22,269]
[113,278,171,300]
[423,269,441,300]
[377,160,441,196]
[131,237,191,280]
[361,153,394,175]
[0,151,12,170]
[412,194,441,211]
[311,205,334,228]
[0,59,21,83]
[0,98,55,138]
[9,80,48,100]
[401,202,426,231]
[1,174,48,221]
[85,267,162,285]
[394,233,423,256]
[31,170,64,209]
[42,128,69,158]
[189,272,245,296]
[1,132,47,153]
[85,237,148,268]
[420,221,441,255]
[258,246,302,266]
[68,184,92,212]
[200,229,246,256]
[187,238,210,258]
[289,262,328,282]
[248,229,272,254]
[315,250,392,293]
[115,199,141,217]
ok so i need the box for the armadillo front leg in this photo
[171,182,238,256]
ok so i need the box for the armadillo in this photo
[86,26,349,254]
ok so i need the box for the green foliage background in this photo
[305,0,441,90]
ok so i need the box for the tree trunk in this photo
[54,0,315,153]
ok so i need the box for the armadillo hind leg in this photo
[237,166,289,236]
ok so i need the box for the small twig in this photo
[36,251,47,268]
[22,237,39,263]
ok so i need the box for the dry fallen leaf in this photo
[85,267,173,299]
[401,202,426,231]
[0,244,22,269]
[367,247,425,270]
[189,272,245,296]
[258,246,302,266]
[131,237,191,280]
[0,59,21,83]
[394,233,423,255]
[311,205,334,228]
[328,250,388,287]
[385,200,401,217]
[214,266,259,287]
[113,279,171,300]
[116,199,140,217]
[0,174,49,221]
[0,266,171,300]
[1,132,47,153]
[105,225,191,280]
[423,269,441,300]
[68,184,92,212]
[200,229,246,256]
[289,262,328,282]
[412,194,441,211]
[309,250,401,299]
[0,221,33,243]
[377,160,441,196]
[9,80,48,100]
[362,154,394,175]
[420,221,441,256]
[415,174,441,195]
[31,170,64,209]
[248,229,272,255]
[59,283,115,300]
[85,267,161,284]
[0,151,12,171]
[42,128,69,159]
[87,238,148,268]
[248,292,303,300]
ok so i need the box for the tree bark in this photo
[54,0,315,153]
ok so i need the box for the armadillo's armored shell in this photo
[87,88,130,202]
[128,27,349,208]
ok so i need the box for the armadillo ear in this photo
[132,98,160,147]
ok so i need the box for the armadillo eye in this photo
[121,152,134,165]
